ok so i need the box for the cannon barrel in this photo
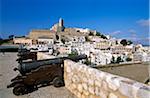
[18,54,87,74]
[17,44,31,55]
[17,48,30,56]
[18,48,29,53]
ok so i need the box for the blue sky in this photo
[0,0,149,45]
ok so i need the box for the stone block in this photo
[132,82,141,98]
[82,77,88,83]
[66,66,71,73]
[83,90,89,96]
[95,86,100,96]
[78,65,84,71]
[119,80,134,97]
[81,94,86,98]
[88,68,95,75]
[109,93,118,98]
[65,80,70,87]
[88,79,94,86]
[82,66,88,72]
[95,80,102,87]
[77,92,82,98]
[102,81,108,91]
[89,94,100,98]
[137,85,150,98]
[95,71,103,82]
[99,90,108,98]
[78,84,83,93]
[107,77,120,91]
[72,75,80,83]
[72,83,77,89]
[88,86,95,95]
[70,62,76,70]
[82,83,88,91]
[99,71,106,80]
[73,90,78,96]
[68,74,73,81]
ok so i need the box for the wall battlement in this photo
[64,60,150,98]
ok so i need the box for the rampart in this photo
[64,60,150,98]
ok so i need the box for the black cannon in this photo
[16,46,37,62]
[16,52,37,62]
[17,55,86,74]
[7,54,87,96]
[18,47,29,54]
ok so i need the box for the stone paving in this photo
[0,52,76,98]
[99,62,149,83]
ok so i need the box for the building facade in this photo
[37,37,54,45]
[13,37,33,45]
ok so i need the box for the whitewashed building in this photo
[38,37,54,45]
[66,36,86,43]
[13,37,33,45]
[90,50,112,66]
[111,45,133,54]
[58,46,71,55]
[133,51,150,62]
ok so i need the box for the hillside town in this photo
[1,0,150,97]
[13,18,150,67]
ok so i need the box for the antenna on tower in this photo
[58,18,65,32]
[59,18,64,27]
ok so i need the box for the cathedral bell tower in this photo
[59,18,64,27]
[58,18,65,32]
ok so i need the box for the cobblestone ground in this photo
[0,52,76,98]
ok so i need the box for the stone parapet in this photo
[64,60,150,98]
[37,52,55,60]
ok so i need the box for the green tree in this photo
[96,32,101,36]
[89,32,94,36]
[96,32,107,39]
[127,40,133,45]
[56,35,59,40]
[61,39,65,44]
[120,39,128,46]
[111,56,115,64]
[101,34,107,39]
[116,56,122,63]
[116,41,118,45]
[84,58,91,65]
[126,57,132,62]
[8,35,14,39]
[68,51,78,57]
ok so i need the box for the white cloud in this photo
[136,19,150,27]
[122,36,150,45]
[128,29,136,33]
[110,30,122,35]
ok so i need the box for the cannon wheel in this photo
[13,84,27,96]
[52,77,64,87]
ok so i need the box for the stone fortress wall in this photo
[28,30,56,40]
[64,60,150,98]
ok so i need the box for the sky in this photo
[0,0,149,45]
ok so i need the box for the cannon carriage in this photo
[7,50,87,95]
[8,63,64,95]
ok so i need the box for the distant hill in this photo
[143,44,150,47]
[0,39,13,45]
[0,37,3,40]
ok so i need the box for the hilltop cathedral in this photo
[28,18,65,42]
[13,18,96,45]
[27,18,94,44]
